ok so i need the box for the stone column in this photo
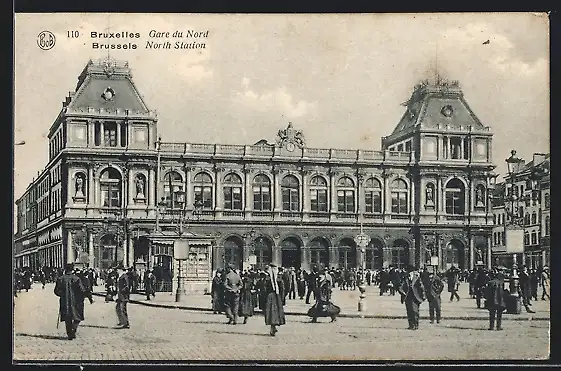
[185,167,192,210]
[100,122,105,146]
[273,169,281,212]
[66,230,74,263]
[88,231,94,267]
[88,120,94,147]
[128,169,134,205]
[116,122,122,147]
[469,235,475,271]
[460,136,464,159]
[215,167,223,212]
[486,234,492,270]
[301,245,310,271]
[66,170,73,207]
[244,168,252,212]
[329,171,338,213]
[301,171,309,213]
[88,165,94,206]
[128,233,134,268]
[149,167,156,207]
[329,247,339,269]
[272,243,281,266]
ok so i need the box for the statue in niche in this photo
[136,175,146,198]
[74,174,85,198]
[476,187,485,206]
[425,184,434,205]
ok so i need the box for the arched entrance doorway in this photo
[281,237,301,268]
[366,238,384,270]
[309,237,330,270]
[338,238,357,270]
[224,236,243,271]
[98,234,117,270]
[253,236,273,271]
[391,239,410,269]
[151,241,173,292]
[445,239,465,270]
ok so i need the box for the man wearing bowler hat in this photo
[398,264,426,330]
[115,264,131,329]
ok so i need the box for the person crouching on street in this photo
[485,270,507,331]
[54,263,89,340]
[307,268,340,323]
[398,265,426,330]
[264,264,286,336]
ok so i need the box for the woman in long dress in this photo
[238,273,255,324]
[307,270,341,323]
[264,264,286,336]
[211,269,224,314]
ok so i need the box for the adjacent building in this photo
[491,153,550,269]
[14,58,496,281]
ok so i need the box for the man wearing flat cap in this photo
[54,263,89,340]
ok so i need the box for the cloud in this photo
[170,54,213,82]
[234,81,317,119]
[441,23,547,78]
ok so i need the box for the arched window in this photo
[100,168,122,208]
[364,178,382,213]
[253,174,271,211]
[223,173,242,210]
[524,231,530,246]
[391,179,408,214]
[545,216,550,236]
[163,171,183,208]
[310,176,328,212]
[224,237,243,271]
[281,175,299,211]
[337,177,355,213]
[531,212,537,225]
[253,237,273,271]
[544,193,550,209]
[194,172,213,209]
[445,179,465,215]
[531,231,537,245]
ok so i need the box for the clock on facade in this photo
[286,142,295,152]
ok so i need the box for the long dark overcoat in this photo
[54,273,88,321]
[238,276,254,317]
[211,275,224,312]
[485,277,506,310]
[264,276,286,326]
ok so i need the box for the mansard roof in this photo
[390,78,489,136]
[66,58,150,114]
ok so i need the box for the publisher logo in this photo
[37,31,56,50]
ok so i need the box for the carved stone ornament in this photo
[102,87,116,101]
[276,122,305,150]
[441,105,454,118]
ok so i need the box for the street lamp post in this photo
[504,150,524,314]
[354,223,371,313]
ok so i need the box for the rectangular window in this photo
[405,141,412,152]
[104,125,117,147]
[282,189,299,211]
[397,144,404,152]
[224,187,242,210]
[194,186,213,208]
[391,192,407,214]
[253,186,271,211]
[446,190,463,215]
[337,190,355,213]
[365,190,382,213]
[101,185,120,207]
[310,189,328,212]
[531,233,537,245]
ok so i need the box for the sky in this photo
[14,13,550,201]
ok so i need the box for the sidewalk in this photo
[92,283,550,321]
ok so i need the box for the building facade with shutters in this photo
[14,58,496,276]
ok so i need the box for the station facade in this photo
[14,58,496,277]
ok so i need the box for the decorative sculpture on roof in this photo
[103,56,116,77]
[276,122,305,151]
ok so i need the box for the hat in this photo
[269,263,277,267]
[64,263,74,272]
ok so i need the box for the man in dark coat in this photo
[398,265,426,330]
[485,270,507,330]
[54,263,89,340]
[296,269,306,300]
[115,265,131,329]
[422,269,444,324]
[529,268,539,301]
[307,269,340,323]
[144,269,156,301]
[474,266,490,309]
[39,269,47,289]
[223,264,242,325]
[305,267,318,304]
[238,272,255,324]
[518,266,535,313]
[446,266,460,302]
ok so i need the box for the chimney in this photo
[532,153,546,166]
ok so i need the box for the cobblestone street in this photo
[13,283,549,362]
